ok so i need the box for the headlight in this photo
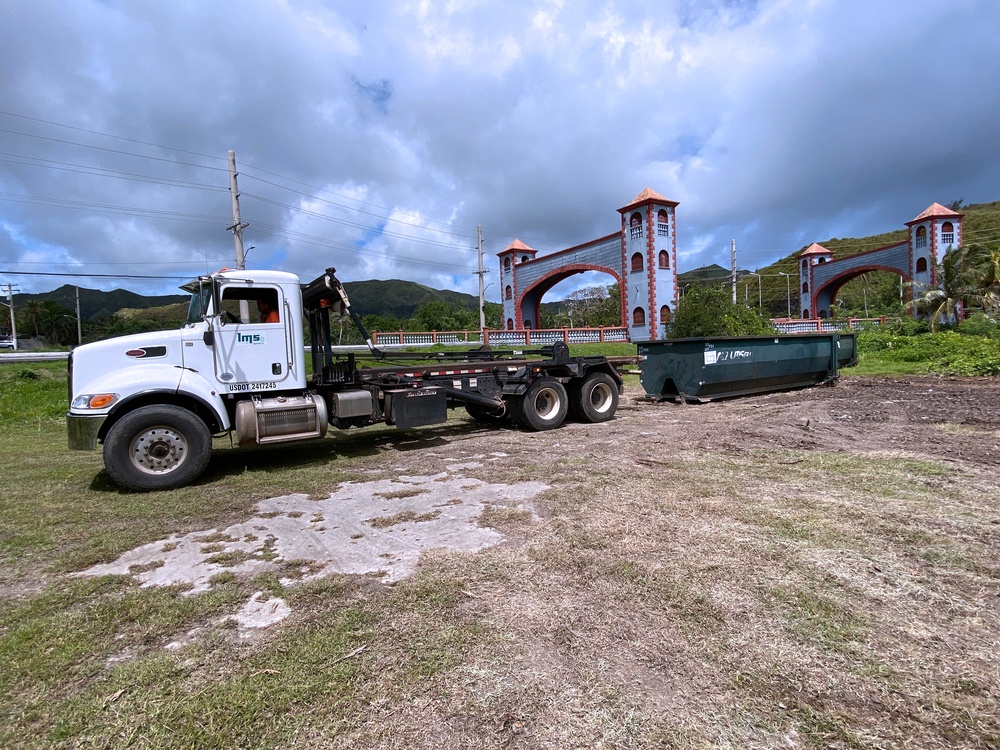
[71,393,119,409]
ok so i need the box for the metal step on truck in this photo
[68,267,629,491]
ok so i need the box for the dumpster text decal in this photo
[704,347,752,365]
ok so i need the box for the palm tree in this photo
[906,245,995,330]
[965,244,1000,311]
[44,309,77,345]
[18,300,46,337]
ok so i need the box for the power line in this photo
[0,270,200,280]
[0,126,227,173]
[0,110,225,162]
[1,110,478,246]
[247,221,479,272]
[0,153,228,192]
[4,110,1000,281]
[6,259,228,267]
[239,169,481,240]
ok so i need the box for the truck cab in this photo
[180,270,306,394]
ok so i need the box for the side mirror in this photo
[203,330,215,347]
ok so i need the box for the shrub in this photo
[670,286,774,338]
[957,312,999,340]
[856,329,1000,376]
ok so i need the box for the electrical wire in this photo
[0,153,228,192]
[0,270,201,280]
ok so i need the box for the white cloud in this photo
[0,0,998,302]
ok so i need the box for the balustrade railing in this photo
[370,327,630,348]
[771,317,893,334]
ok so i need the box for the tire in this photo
[103,405,212,491]
[570,372,619,423]
[465,403,509,424]
[516,377,568,431]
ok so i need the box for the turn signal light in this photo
[71,393,119,410]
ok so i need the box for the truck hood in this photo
[70,329,185,398]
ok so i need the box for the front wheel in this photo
[103,405,211,491]
[515,377,568,431]
[570,372,619,423]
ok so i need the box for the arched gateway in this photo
[499,188,678,341]
[800,202,963,318]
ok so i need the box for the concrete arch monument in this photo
[800,203,963,318]
[499,188,679,340]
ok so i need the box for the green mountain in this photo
[678,264,747,286]
[341,279,479,318]
[12,278,481,324]
[15,285,188,322]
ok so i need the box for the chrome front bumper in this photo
[67,413,106,451]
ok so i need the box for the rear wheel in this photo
[104,405,211,491]
[570,372,619,423]
[515,377,568,431]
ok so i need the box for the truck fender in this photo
[174,368,231,430]
[84,366,229,440]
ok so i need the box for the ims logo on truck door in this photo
[237,333,266,345]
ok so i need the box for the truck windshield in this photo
[184,282,213,324]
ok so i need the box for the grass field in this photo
[2,345,998,749]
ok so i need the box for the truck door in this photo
[210,284,292,393]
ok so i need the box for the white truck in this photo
[68,267,626,491]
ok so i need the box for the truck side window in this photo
[256,291,280,324]
[219,287,281,324]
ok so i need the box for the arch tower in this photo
[498,188,679,340]
[799,202,963,318]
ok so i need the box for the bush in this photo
[957,312,999,340]
[885,317,930,336]
[670,286,775,338]
[856,329,1000,376]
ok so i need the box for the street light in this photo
[777,272,791,317]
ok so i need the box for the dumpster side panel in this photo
[637,334,842,402]
[837,333,858,367]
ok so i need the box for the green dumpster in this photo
[637,333,852,403]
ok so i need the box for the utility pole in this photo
[2,283,18,351]
[475,225,487,333]
[227,150,250,321]
[75,285,82,345]
[778,272,790,317]
[730,239,737,304]
[227,150,249,270]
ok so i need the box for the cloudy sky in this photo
[2,0,999,301]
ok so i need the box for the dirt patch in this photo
[647,375,1000,466]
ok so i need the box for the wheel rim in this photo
[533,387,562,421]
[589,383,614,414]
[129,426,188,475]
